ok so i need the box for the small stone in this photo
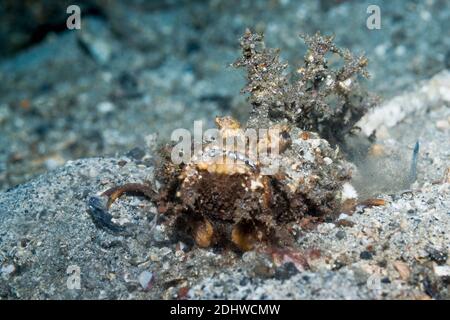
[85,167,99,178]
[375,44,388,57]
[317,222,335,234]
[360,251,373,260]
[393,261,410,280]
[338,78,352,91]
[152,224,167,242]
[177,286,190,299]
[138,271,154,290]
[149,254,160,262]
[335,230,346,240]
[436,119,449,131]
[381,277,391,284]
[427,248,448,265]
[106,273,116,281]
[335,219,355,227]
[117,160,127,167]
[176,241,188,253]
[1,264,15,276]
[274,262,299,280]
[97,101,115,114]
[252,264,275,279]
[44,155,65,170]
[433,264,450,277]
[323,157,333,165]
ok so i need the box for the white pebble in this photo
[97,101,115,114]
[138,271,154,290]
[433,265,450,277]
[1,264,15,276]
[323,157,333,165]
[436,120,449,131]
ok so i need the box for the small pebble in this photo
[436,120,449,131]
[1,264,15,276]
[152,225,167,242]
[323,157,333,165]
[393,261,411,280]
[317,222,335,234]
[360,251,373,260]
[97,101,115,114]
[335,230,346,240]
[381,277,391,284]
[138,271,154,290]
[44,156,65,170]
[433,265,450,277]
[274,262,299,280]
[427,248,448,265]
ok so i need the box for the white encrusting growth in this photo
[341,182,358,201]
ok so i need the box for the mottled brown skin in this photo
[172,169,272,251]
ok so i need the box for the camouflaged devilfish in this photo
[95,116,354,251]
[90,29,375,251]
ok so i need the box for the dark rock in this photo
[427,248,448,265]
[126,147,146,161]
[360,251,373,260]
[381,277,391,284]
[274,262,299,280]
